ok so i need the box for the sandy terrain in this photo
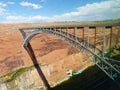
[0,23,92,77]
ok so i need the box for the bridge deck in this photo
[19,23,120,90]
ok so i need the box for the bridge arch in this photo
[23,28,81,51]
[23,29,64,47]
[21,28,95,90]
[22,28,103,60]
[21,28,85,90]
[19,25,120,89]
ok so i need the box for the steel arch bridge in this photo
[19,23,120,90]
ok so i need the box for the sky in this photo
[0,0,120,23]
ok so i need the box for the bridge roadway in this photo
[19,24,120,90]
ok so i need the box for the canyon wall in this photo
[0,53,92,90]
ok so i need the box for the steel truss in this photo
[19,25,120,89]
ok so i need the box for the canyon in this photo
[0,23,92,89]
[0,20,120,90]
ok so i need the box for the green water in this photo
[52,65,106,90]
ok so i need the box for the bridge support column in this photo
[53,28,55,34]
[74,27,78,41]
[102,26,106,57]
[49,27,51,31]
[59,27,63,39]
[109,26,112,57]
[88,27,90,48]
[60,27,62,37]
[103,26,112,57]
[54,28,56,33]
[66,27,69,38]
[66,27,68,35]
[82,27,84,45]
[94,27,96,53]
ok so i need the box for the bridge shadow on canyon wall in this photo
[24,42,51,90]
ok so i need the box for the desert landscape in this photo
[0,20,120,90]
[0,23,93,89]
[0,0,120,89]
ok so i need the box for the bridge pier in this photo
[82,27,84,45]
[94,27,96,53]
[109,26,112,57]
[66,27,69,38]
[102,27,106,57]
[88,27,90,48]
[74,27,78,42]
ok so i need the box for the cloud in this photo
[0,2,7,7]
[0,8,6,15]
[7,2,15,5]
[20,1,42,9]
[52,0,120,21]
[0,3,7,16]
[5,15,50,23]
[3,0,120,23]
